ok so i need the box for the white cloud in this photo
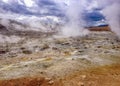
[2,0,9,3]
[87,0,98,12]
[24,0,35,7]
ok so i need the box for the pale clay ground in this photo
[0,31,120,81]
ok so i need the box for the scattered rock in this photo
[41,44,49,50]
[78,50,84,53]
[97,46,102,48]
[22,50,32,54]
[45,77,52,81]
[0,50,7,54]
[78,82,84,86]
[81,75,86,79]
[61,42,70,45]
[52,47,58,50]
[48,80,54,85]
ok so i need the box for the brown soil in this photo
[0,64,120,86]
[63,64,120,86]
[0,77,63,86]
[89,26,110,31]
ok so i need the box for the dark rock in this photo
[22,50,32,54]
[0,50,7,54]
[40,44,49,51]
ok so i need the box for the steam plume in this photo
[60,0,89,37]
[96,0,120,38]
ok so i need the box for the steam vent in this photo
[0,0,120,86]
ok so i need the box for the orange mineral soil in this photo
[0,64,120,86]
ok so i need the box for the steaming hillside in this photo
[0,30,120,86]
[0,0,120,86]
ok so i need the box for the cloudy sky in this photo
[0,0,119,28]
[0,0,104,25]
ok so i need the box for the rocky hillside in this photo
[0,29,120,86]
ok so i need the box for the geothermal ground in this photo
[0,27,120,86]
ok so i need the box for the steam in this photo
[59,0,120,38]
[0,18,10,29]
[102,3,120,38]
[0,0,61,32]
[96,0,120,38]
[0,34,22,43]
[60,0,89,37]
[0,13,60,32]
